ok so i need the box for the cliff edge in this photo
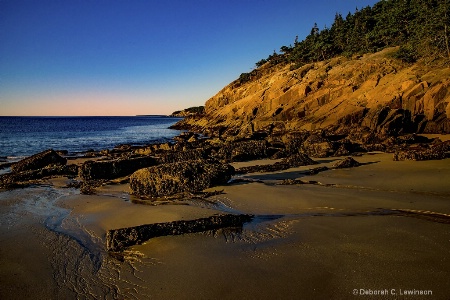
[172,48,450,138]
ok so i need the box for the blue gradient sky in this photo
[1,0,378,116]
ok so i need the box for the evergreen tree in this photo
[254,0,450,72]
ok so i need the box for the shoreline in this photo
[1,130,450,299]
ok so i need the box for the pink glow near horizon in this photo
[1,91,184,116]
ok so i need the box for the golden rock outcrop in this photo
[174,48,450,137]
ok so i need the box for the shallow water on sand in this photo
[0,185,305,299]
[1,154,450,299]
[0,187,151,299]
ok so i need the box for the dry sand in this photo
[1,152,450,299]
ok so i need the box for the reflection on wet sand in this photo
[1,153,450,299]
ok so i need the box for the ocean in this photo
[0,116,183,160]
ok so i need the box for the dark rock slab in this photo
[281,153,318,167]
[430,140,450,153]
[11,149,67,173]
[305,166,329,175]
[129,160,234,197]
[236,153,317,174]
[235,163,287,174]
[217,140,270,162]
[106,214,253,252]
[395,134,433,145]
[301,134,334,157]
[156,148,210,164]
[79,156,158,180]
[281,131,310,155]
[332,157,362,168]
[393,149,448,161]
[0,165,78,188]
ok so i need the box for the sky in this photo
[0,0,379,116]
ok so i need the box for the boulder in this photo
[281,131,310,155]
[217,140,270,161]
[281,153,318,167]
[11,149,67,173]
[129,160,234,197]
[106,214,253,252]
[79,156,158,180]
[333,144,351,156]
[301,134,334,157]
[332,157,361,168]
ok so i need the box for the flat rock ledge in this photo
[79,156,158,180]
[0,165,78,189]
[236,153,317,174]
[106,214,254,252]
[11,149,67,173]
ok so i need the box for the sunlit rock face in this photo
[173,48,450,138]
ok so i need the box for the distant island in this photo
[169,106,205,117]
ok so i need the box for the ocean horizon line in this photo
[0,115,180,118]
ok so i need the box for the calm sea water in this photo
[0,116,183,159]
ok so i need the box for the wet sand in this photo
[1,153,450,299]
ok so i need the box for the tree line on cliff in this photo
[242,0,449,84]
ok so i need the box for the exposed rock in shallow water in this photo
[129,160,234,197]
[11,149,67,173]
[332,157,362,168]
[106,214,253,251]
[79,156,158,180]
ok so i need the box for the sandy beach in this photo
[4,0,450,298]
[1,152,450,299]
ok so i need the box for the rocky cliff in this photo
[173,48,450,138]
[170,106,205,117]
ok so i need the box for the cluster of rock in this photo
[106,214,253,251]
[393,140,450,161]
[0,165,78,188]
[393,149,448,161]
[0,149,78,189]
[2,124,448,198]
